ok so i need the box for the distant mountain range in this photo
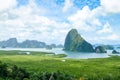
[0,38,63,48]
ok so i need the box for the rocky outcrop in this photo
[112,50,119,54]
[95,46,107,53]
[0,38,46,48]
[64,29,94,52]
[0,38,63,48]
[19,40,46,48]
[0,38,18,47]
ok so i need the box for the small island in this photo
[46,45,52,50]
[95,46,107,53]
[64,29,94,52]
[1,46,6,48]
[112,50,120,54]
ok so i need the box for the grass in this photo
[0,50,120,80]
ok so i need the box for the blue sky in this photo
[0,0,120,45]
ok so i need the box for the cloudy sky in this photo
[0,0,120,45]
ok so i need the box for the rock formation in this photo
[95,46,107,53]
[112,50,119,54]
[64,29,94,52]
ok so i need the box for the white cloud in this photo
[0,0,71,44]
[62,0,73,12]
[97,22,112,34]
[100,34,120,40]
[101,0,120,13]
[88,33,120,44]
[0,0,120,45]
[67,4,120,44]
[0,0,17,11]
[107,34,120,40]
[68,6,102,31]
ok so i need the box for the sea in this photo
[0,48,120,59]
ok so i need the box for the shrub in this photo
[0,61,8,78]
[30,71,74,80]
[0,61,75,80]
[0,61,29,80]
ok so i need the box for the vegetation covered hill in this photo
[64,29,94,52]
[95,46,107,53]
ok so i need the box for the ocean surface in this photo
[0,48,120,59]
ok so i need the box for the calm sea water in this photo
[0,48,120,59]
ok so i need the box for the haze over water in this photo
[1,48,120,59]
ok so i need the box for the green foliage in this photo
[53,54,67,58]
[30,71,74,80]
[0,50,54,56]
[0,61,8,78]
[95,46,107,53]
[0,51,120,80]
[0,61,74,80]
[0,61,29,80]
[64,29,94,52]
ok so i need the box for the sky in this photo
[0,0,120,45]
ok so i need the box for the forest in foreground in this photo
[0,50,120,80]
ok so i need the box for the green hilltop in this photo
[64,29,94,52]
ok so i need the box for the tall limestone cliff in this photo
[64,29,94,52]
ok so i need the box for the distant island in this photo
[64,29,113,53]
[0,38,63,48]
[64,29,94,52]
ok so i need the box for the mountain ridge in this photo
[0,38,63,48]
